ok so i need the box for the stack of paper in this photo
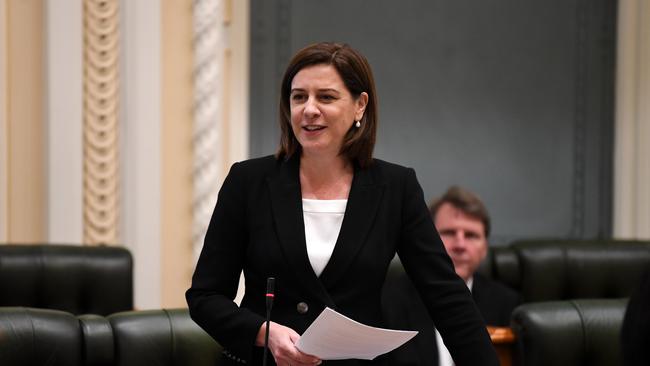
[295,307,418,360]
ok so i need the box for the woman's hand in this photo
[256,321,322,366]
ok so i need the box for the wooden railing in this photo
[487,326,515,366]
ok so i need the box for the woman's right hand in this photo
[256,321,322,366]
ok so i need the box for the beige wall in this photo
[0,0,8,241]
[121,0,162,310]
[46,0,83,244]
[161,0,195,307]
[2,0,46,243]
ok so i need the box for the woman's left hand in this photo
[256,321,322,366]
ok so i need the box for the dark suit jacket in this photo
[621,267,650,366]
[186,155,498,366]
[382,262,521,366]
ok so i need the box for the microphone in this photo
[263,277,275,366]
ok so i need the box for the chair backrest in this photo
[477,245,521,289]
[0,244,133,315]
[0,307,84,366]
[478,239,650,302]
[108,309,223,366]
[0,307,223,366]
[511,298,627,366]
[79,313,115,366]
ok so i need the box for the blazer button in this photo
[296,302,309,314]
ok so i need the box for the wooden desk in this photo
[487,326,515,366]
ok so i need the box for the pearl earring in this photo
[355,120,361,128]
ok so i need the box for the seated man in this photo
[383,185,520,366]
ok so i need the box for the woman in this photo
[186,42,498,366]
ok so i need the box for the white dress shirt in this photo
[302,198,347,277]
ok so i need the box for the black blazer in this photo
[186,155,498,366]
[382,268,521,366]
[621,267,650,366]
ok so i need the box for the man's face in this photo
[434,202,488,282]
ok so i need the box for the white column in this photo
[121,0,162,309]
[637,0,650,239]
[192,0,225,259]
[45,0,84,244]
[614,0,650,239]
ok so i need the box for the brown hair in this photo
[276,42,378,168]
[429,186,491,237]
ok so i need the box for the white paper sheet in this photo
[295,307,418,360]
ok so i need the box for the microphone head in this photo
[266,277,275,295]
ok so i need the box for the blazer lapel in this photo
[267,156,335,306]
[319,163,384,289]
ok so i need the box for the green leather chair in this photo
[511,298,627,366]
[0,307,84,366]
[108,309,223,366]
[0,244,133,315]
[478,239,650,302]
[0,307,223,366]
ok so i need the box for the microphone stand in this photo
[263,277,275,366]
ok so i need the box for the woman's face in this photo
[289,64,367,158]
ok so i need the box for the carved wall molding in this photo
[83,0,120,244]
[193,0,225,257]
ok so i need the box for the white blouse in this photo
[302,198,347,277]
